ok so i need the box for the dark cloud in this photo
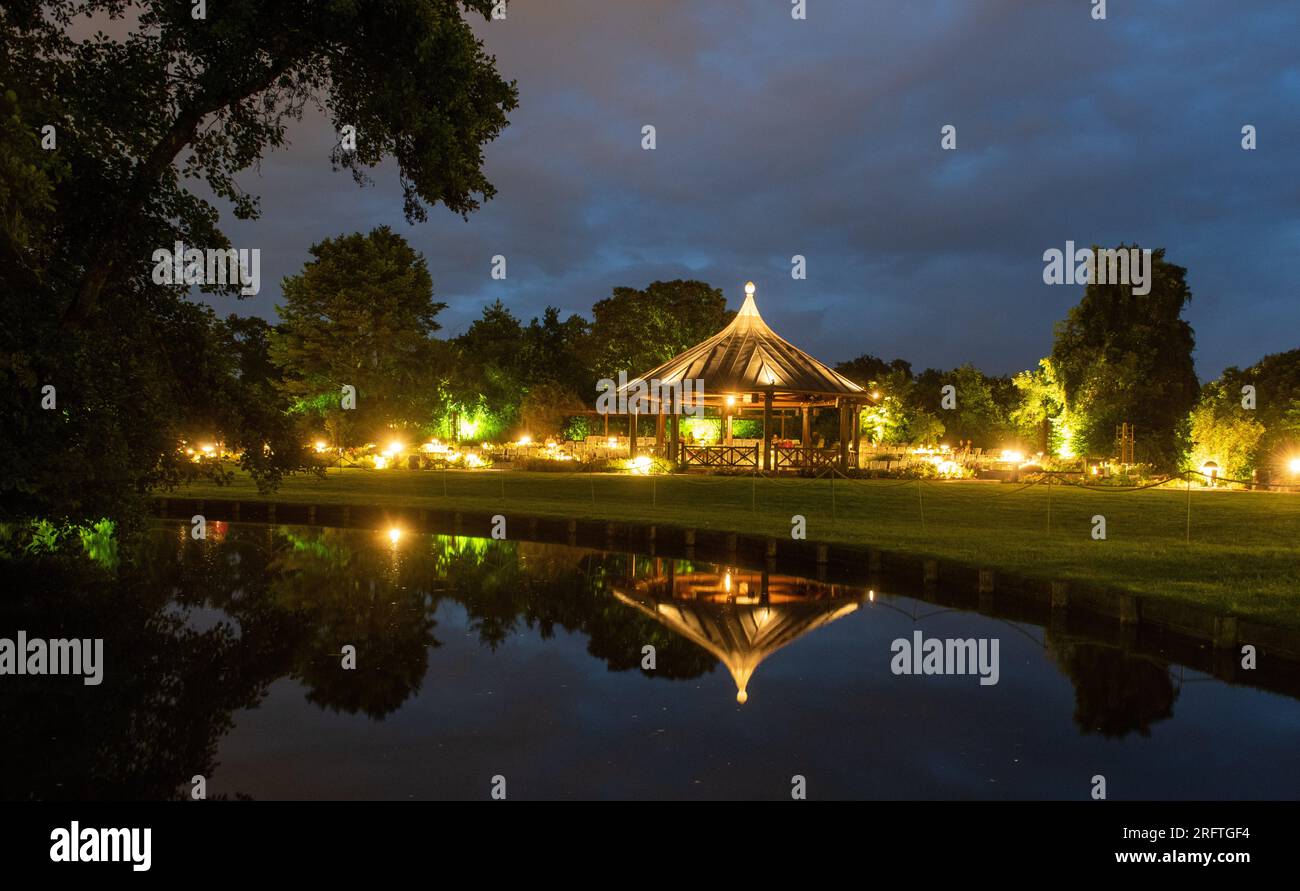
[197,0,1297,376]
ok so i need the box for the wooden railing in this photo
[772,446,841,470]
[679,444,759,469]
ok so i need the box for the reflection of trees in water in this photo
[2,525,724,798]
[5,524,1209,799]
[0,554,257,800]
[1046,632,1178,738]
[445,542,718,679]
[268,529,441,719]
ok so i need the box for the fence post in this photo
[1046,472,1052,535]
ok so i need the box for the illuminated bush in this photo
[680,417,721,444]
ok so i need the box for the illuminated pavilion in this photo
[617,282,867,471]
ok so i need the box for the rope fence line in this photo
[1043,473,1180,494]
[336,463,1299,547]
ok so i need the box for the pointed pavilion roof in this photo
[618,284,865,401]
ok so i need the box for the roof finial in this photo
[737,281,760,318]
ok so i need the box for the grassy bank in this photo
[169,467,1300,627]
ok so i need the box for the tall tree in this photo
[450,300,527,437]
[520,307,593,394]
[1011,358,1071,456]
[1051,247,1199,468]
[271,228,446,444]
[586,280,732,379]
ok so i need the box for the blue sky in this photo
[203,0,1300,378]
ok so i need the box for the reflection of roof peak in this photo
[611,583,861,705]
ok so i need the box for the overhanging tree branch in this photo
[61,59,297,329]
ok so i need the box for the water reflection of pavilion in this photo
[611,560,866,704]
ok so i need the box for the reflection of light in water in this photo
[724,572,731,593]
[387,527,402,546]
[868,590,875,602]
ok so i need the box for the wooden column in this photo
[763,390,773,471]
[670,410,680,462]
[852,402,861,469]
[629,408,637,455]
[656,409,665,456]
[725,407,733,445]
[802,404,811,445]
[838,399,849,472]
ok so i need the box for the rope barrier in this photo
[1186,468,1280,488]
[1038,472,1178,494]
[370,466,1286,523]
[915,477,1043,499]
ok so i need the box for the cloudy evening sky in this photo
[181,0,1300,378]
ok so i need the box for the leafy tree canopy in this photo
[1191,349,1300,481]
[1051,246,1199,468]
[271,227,447,444]
[586,280,732,379]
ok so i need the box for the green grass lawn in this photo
[170,467,1300,627]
